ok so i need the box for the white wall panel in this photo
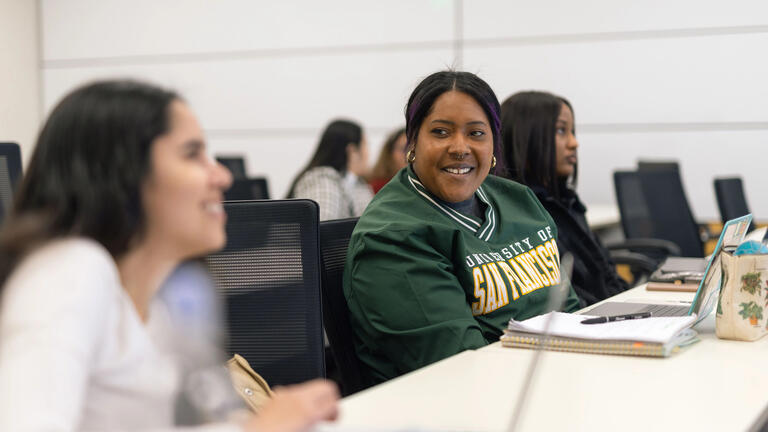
[0,0,40,163]
[42,0,454,61]
[464,0,768,40]
[464,33,768,124]
[43,48,454,131]
[576,130,768,220]
[39,0,768,227]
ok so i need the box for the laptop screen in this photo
[688,214,753,322]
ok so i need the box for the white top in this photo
[0,238,239,432]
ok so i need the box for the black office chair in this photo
[318,217,369,396]
[603,246,662,285]
[216,156,247,180]
[0,142,23,224]
[714,177,755,232]
[637,160,680,173]
[614,170,704,257]
[224,177,270,201]
[638,160,716,242]
[205,199,324,386]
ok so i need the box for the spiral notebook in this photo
[501,312,698,357]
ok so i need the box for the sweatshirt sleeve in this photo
[345,228,489,377]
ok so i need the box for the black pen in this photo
[580,312,652,325]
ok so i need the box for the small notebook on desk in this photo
[646,281,700,292]
[501,312,698,357]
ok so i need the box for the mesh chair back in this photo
[206,199,324,386]
[637,160,680,173]
[224,177,270,201]
[614,170,704,257]
[613,171,653,239]
[0,142,22,224]
[318,217,368,396]
[216,156,247,180]
[714,177,754,231]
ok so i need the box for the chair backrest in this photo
[637,160,680,173]
[714,177,754,231]
[318,217,368,396]
[205,199,324,386]
[614,170,704,257]
[216,156,247,180]
[0,142,22,223]
[224,177,270,201]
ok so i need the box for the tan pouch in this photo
[716,250,768,341]
[226,354,274,413]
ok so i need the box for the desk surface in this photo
[337,286,768,431]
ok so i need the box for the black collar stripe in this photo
[408,177,480,228]
[408,175,498,241]
[444,202,481,228]
[407,176,478,233]
[476,186,496,241]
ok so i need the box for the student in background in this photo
[367,127,407,193]
[500,91,628,307]
[344,71,580,385]
[287,119,373,221]
[0,80,338,431]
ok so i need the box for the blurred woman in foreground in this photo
[0,80,338,431]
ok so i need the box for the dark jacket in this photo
[531,184,629,307]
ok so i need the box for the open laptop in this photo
[584,214,753,320]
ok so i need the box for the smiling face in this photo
[555,102,578,178]
[411,91,493,203]
[140,100,233,259]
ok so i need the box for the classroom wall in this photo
[0,0,40,164]
[40,0,768,219]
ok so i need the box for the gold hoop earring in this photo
[406,148,416,163]
[491,156,497,169]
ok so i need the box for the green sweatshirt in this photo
[343,166,580,384]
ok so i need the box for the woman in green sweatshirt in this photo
[343,71,580,385]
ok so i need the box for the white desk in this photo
[336,286,768,431]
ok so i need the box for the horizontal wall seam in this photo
[464,25,768,48]
[41,40,454,69]
[204,122,768,139]
[578,122,768,133]
[206,126,396,138]
[41,24,768,69]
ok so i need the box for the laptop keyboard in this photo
[637,303,690,317]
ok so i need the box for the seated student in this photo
[500,91,628,307]
[0,80,338,431]
[343,71,580,385]
[287,119,373,221]
[367,127,407,193]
